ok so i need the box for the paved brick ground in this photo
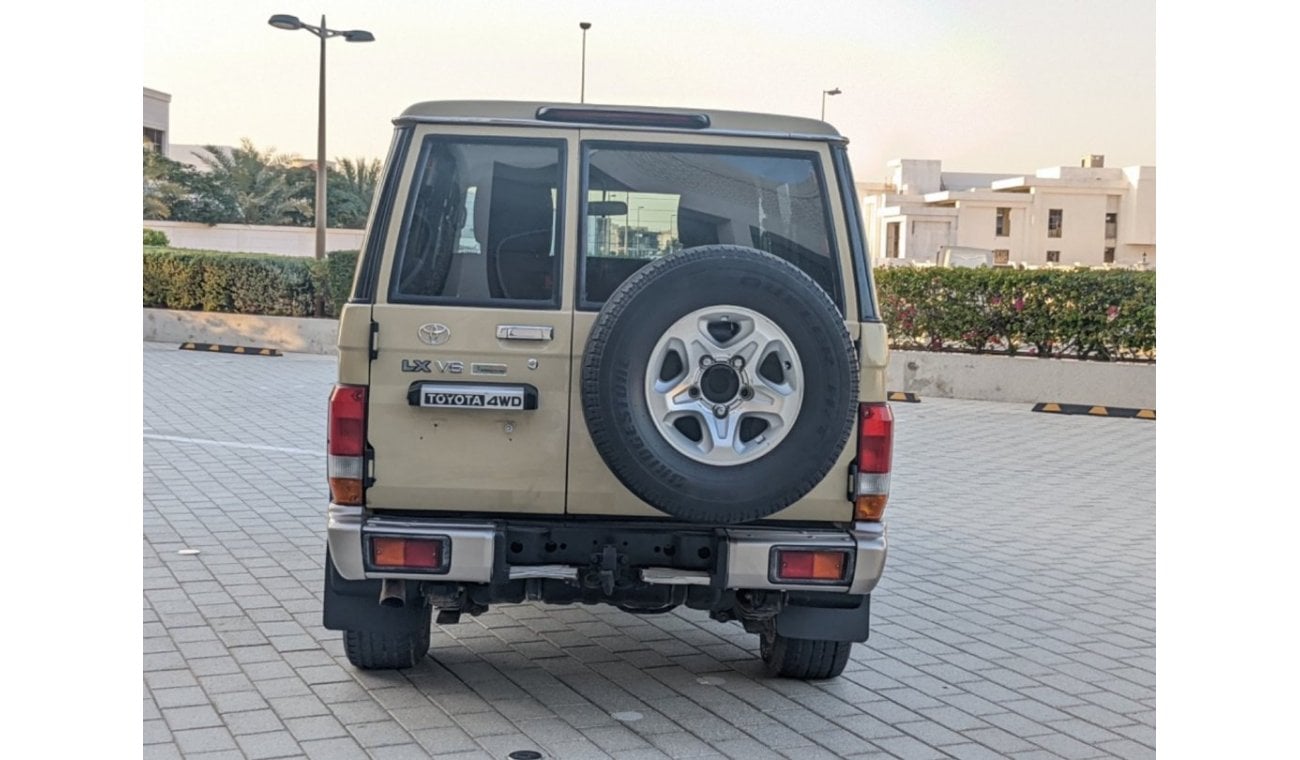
[144,342,1155,759]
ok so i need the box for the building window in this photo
[1046,250,1060,263]
[1105,212,1118,239]
[993,249,1010,265]
[995,207,1011,237]
[143,127,164,152]
[1048,209,1063,238]
[885,222,900,258]
[1104,247,1115,264]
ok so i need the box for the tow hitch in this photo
[586,544,633,595]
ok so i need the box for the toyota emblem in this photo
[417,323,451,346]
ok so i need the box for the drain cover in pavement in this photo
[508,752,542,760]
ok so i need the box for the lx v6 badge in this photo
[401,359,432,373]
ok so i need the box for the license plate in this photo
[415,383,527,410]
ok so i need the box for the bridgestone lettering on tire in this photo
[581,245,858,524]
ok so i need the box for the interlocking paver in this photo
[143,342,1155,758]
[234,730,301,759]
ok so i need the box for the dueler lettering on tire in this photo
[581,245,858,524]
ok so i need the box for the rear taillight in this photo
[328,384,367,506]
[370,536,448,572]
[772,548,850,582]
[854,402,894,521]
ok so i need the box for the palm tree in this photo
[196,139,309,225]
[143,144,184,220]
[331,157,383,228]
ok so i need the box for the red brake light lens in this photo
[328,385,367,457]
[857,402,894,474]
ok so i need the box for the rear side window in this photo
[389,137,565,307]
[581,144,841,311]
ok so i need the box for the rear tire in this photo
[760,625,852,679]
[343,614,431,670]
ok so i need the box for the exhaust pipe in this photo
[379,578,406,608]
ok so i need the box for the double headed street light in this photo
[821,87,842,121]
[268,14,374,263]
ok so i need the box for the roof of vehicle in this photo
[396,100,844,142]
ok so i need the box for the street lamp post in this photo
[268,14,374,264]
[821,87,842,121]
[579,22,592,103]
[635,206,644,256]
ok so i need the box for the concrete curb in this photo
[886,349,1155,409]
[144,309,339,355]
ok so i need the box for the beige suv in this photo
[323,101,894,680]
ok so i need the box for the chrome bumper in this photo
[327,503,887,595]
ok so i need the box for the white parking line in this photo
[143,434,320,457]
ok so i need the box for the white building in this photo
[143,87,171,153]
[858,155,1156,268]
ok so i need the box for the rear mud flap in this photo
[322,549,430,633]
[774,594,870,642]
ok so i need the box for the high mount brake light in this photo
[535,107,710,130]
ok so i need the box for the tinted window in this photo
[390,138,563,306]
[582,146,840,309]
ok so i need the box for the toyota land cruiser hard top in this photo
[324,101,894,680]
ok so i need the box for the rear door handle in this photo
[496,325,554,341]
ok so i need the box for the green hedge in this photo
[143,247,359,318]
[874,267,1155,361]
[322,250,359,316]
[144,248,1155,362]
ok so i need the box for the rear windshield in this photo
[581,144,841,311]
[389,136,565,308]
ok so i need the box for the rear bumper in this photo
[327,504,887,595]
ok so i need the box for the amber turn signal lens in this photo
[811,551,846,580]
[372,537,405,567]
[330,478,364,506]
[855,494,888,521]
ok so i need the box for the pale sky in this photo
[143,0,1155,181]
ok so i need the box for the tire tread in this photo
[342,617,431,670]
[764,634,853,679]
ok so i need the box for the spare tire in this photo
[581,245,858,524]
